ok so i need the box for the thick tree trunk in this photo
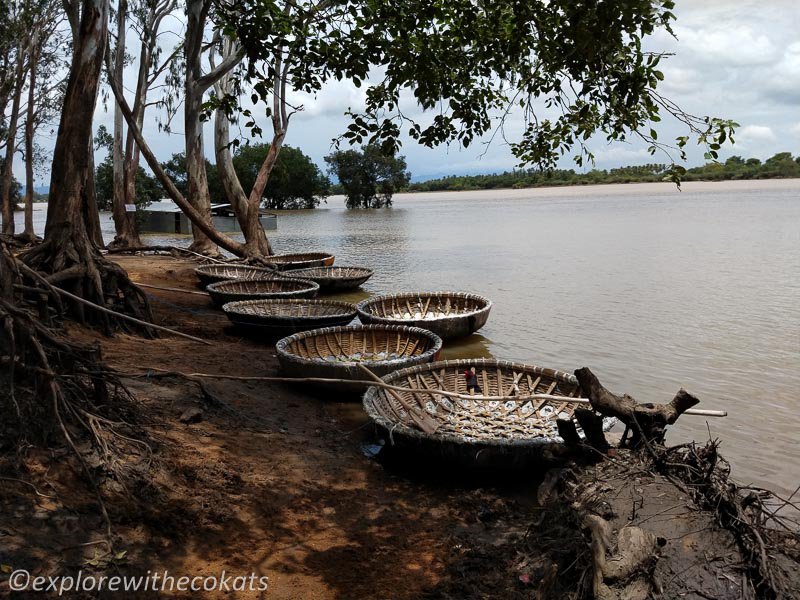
[43,0,104,240]
[1,49,25,236]
[184,0,218,256]
[23,0,150,328]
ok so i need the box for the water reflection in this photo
[440,333,495,361]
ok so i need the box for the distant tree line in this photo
[407,153,800,192]
[95,142,330,212]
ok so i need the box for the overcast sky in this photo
[25,1,800,185]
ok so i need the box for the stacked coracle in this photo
[195,250,612,468]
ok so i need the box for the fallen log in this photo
[574,367,701,447]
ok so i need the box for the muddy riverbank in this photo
[1,253,797,599]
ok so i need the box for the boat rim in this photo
[222,298,358,321]
[356,291,493,323]
[206,276,319,292]
[276,324,443,368]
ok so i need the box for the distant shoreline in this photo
[403,176,800,195]
[382,177,800,202]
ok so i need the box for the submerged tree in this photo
[235,144,329,209]
[95,154,161,211]
[326,145,409,209]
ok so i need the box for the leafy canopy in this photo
[325,145,410,209]
[220,0,735,184]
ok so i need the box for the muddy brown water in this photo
[19,179,800,496]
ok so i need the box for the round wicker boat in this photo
[362,358,615,469]
[194,263,276,286]
[206,277,319,307]
[356,292,492,340]
[276,324,442,393]
[266,252,335,271]
[223,299,358,335]
[283,266,374,293]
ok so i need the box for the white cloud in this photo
[738,125,777,144]
[763,42,800,104]
[673,24,780,67]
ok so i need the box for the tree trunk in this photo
[1,49,25,235]
[119,38,149,249]
[21,33,38,241]
[23,0,151,329]
[184,0,218,256]
[108,0,140,248]
[213,39,272,257]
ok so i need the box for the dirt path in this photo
[0,255,538,599]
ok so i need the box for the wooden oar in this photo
[127,367,727,418]
[357,364,439,434]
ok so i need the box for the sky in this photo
[24,0,800,185]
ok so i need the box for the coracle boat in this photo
[283,266,374,293]
[276,324,442,393]
[223,298,358,336]
[194,263,275,287]
[266,252,335,271]
[362,359,615,469]
[206,277,319,307]
[356,292,492,340]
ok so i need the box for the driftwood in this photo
[574,367,700,447]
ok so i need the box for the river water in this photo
[18,179,800,496]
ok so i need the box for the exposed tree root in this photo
[538,369,800,600]
[1,241,154,549]
[19,229,153,335]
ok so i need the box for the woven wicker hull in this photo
[276,325,443,395]
[223,299,358,336]
[356,292,492,340]
[284,266,374,293]
[206,277,319,307]
[195,264,276,287]
[267,253,335,271]
[362,359,615,469]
